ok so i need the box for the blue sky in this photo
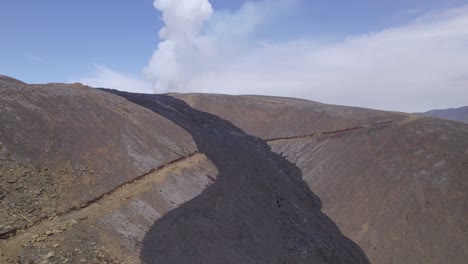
[1,0,468,111]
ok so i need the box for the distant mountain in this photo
[421,106,468,124]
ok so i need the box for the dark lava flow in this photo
[103,90,370,264]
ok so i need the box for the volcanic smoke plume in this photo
[144,0,214,92]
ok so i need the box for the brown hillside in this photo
[174,93,468,264]
[0,80,215,263]
[1,81,466,263]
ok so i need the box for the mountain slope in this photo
[1,78,467,263]
[105,90,370,264]
[174,93,468,264]
[1,78,369,263]
[0,78,196,237]
[270,116,468,264]
[0,75,27,86]
[421,106,468,124]
[0,78,218,263]
[172,93,408,139]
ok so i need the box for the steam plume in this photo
[144,0,213,92]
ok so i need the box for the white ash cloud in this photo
[78,1,468,112]
[144,0,214,92]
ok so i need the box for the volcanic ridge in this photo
[1,76,467,264]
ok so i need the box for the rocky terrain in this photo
[105,90,369,264]
[1,77,467,263]
[420,106,468,124]
[171,94,407,140]
[173,93,468,264]
[0,76,216,263]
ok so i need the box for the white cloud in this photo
[75,65,152,93]
[142,0,295,93]
[178,3,468,112]
[143,0,214,92]
[78,1,468,112]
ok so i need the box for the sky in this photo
[1,0,467,112]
